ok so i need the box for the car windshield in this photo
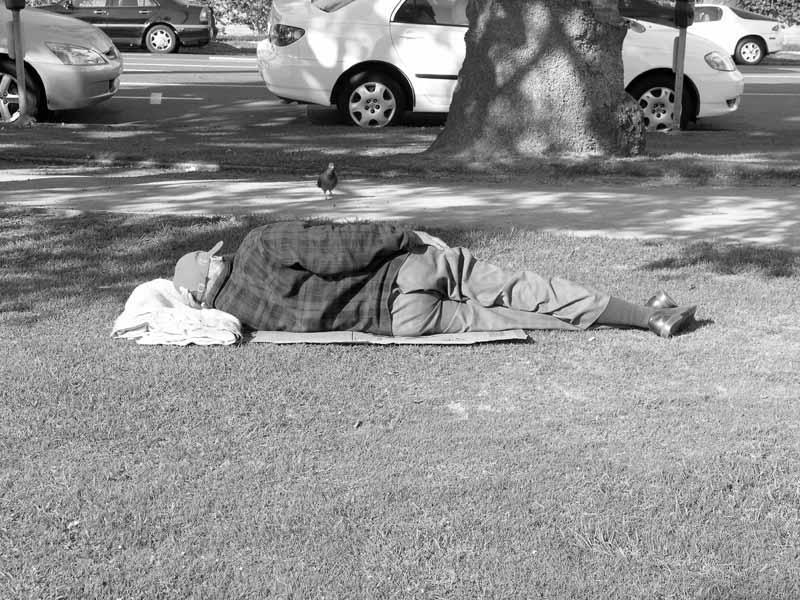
[311,0,358,12]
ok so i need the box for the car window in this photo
[393,0,468,27]
[694,6,722,22]
[73,0,109,7]
[311,0,358,12]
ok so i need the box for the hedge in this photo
[207,0,272,34]
[706,0,800,23]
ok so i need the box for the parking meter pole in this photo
[672,0,694,131]
[673,27,687,130]
[10,9,28,121]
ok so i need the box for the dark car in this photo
[39,0,216,53]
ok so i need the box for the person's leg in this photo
[394,248,698,337]
[395,246,609,329]
[390,291,583,336]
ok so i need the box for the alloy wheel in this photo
[0,72,22,123]
[148,28,176,53]
[739,41,763,64]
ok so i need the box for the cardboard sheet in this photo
[249,330,529,345]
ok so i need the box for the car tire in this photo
[627,74,696,132]
[0,59,42,123]
[145,24,178,53]
[337,71,405,128]
[734,37,766,65]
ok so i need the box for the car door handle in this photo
[93,9,107,14]
[138,10,151,14]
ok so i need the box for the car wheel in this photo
[0,59,42,123]
[627,74,695,132]
[338,72,405,128]
[734,37,765,65]
[145,24,178,53]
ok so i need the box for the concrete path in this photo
[2,165,799,249]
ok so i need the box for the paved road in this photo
[55,53,800,134]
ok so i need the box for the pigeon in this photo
[317,162,338,206]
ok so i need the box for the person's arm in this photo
[260,221,421,276]
[413,230,449,250]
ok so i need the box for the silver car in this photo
[1,5,123,123]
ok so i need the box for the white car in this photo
[690,4,785,65]
[257,0,744,131]
[0,5,122,123]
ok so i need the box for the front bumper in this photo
[696,69,744,119]
[38,62,122,111]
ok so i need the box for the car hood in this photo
[0,6,116,53]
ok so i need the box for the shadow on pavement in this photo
[2,167,799,250]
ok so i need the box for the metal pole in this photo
[673,26,687,130]
[10,8,28,120]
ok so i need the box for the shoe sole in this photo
[661,305,697,337]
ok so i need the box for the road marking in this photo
[123,67,251,73]
[120,82,264,88]
[742,74,800,79]
[114,95,205,101]
[208,56,258,60]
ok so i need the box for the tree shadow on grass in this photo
[0,207,267,324]
[641,241,800,278]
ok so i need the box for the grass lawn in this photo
[2,205,799,599]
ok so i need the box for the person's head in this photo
[173,241,225,307]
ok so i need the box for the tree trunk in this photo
[428,0,646,159]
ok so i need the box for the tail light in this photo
[200,7,209,23]
[270,24,305,47]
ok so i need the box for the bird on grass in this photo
[317,162,338,206]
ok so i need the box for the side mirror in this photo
[623,18,647,34]
[4,0,27,10]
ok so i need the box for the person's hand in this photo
[414,230,449,250]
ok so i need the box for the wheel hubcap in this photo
[0,73,21,122]
[150,30,172,51]
[638,86,675,131]
[348,82,397,128]
[741,42,762,63]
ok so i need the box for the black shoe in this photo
[646,290,678,309]
[648,305,697,338]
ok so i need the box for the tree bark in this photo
[428,0,646,159]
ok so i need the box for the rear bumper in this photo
[256,39,335,105]
[175,24,213,46]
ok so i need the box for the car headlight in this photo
[46,43,108,66]
[704,51,736,72]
